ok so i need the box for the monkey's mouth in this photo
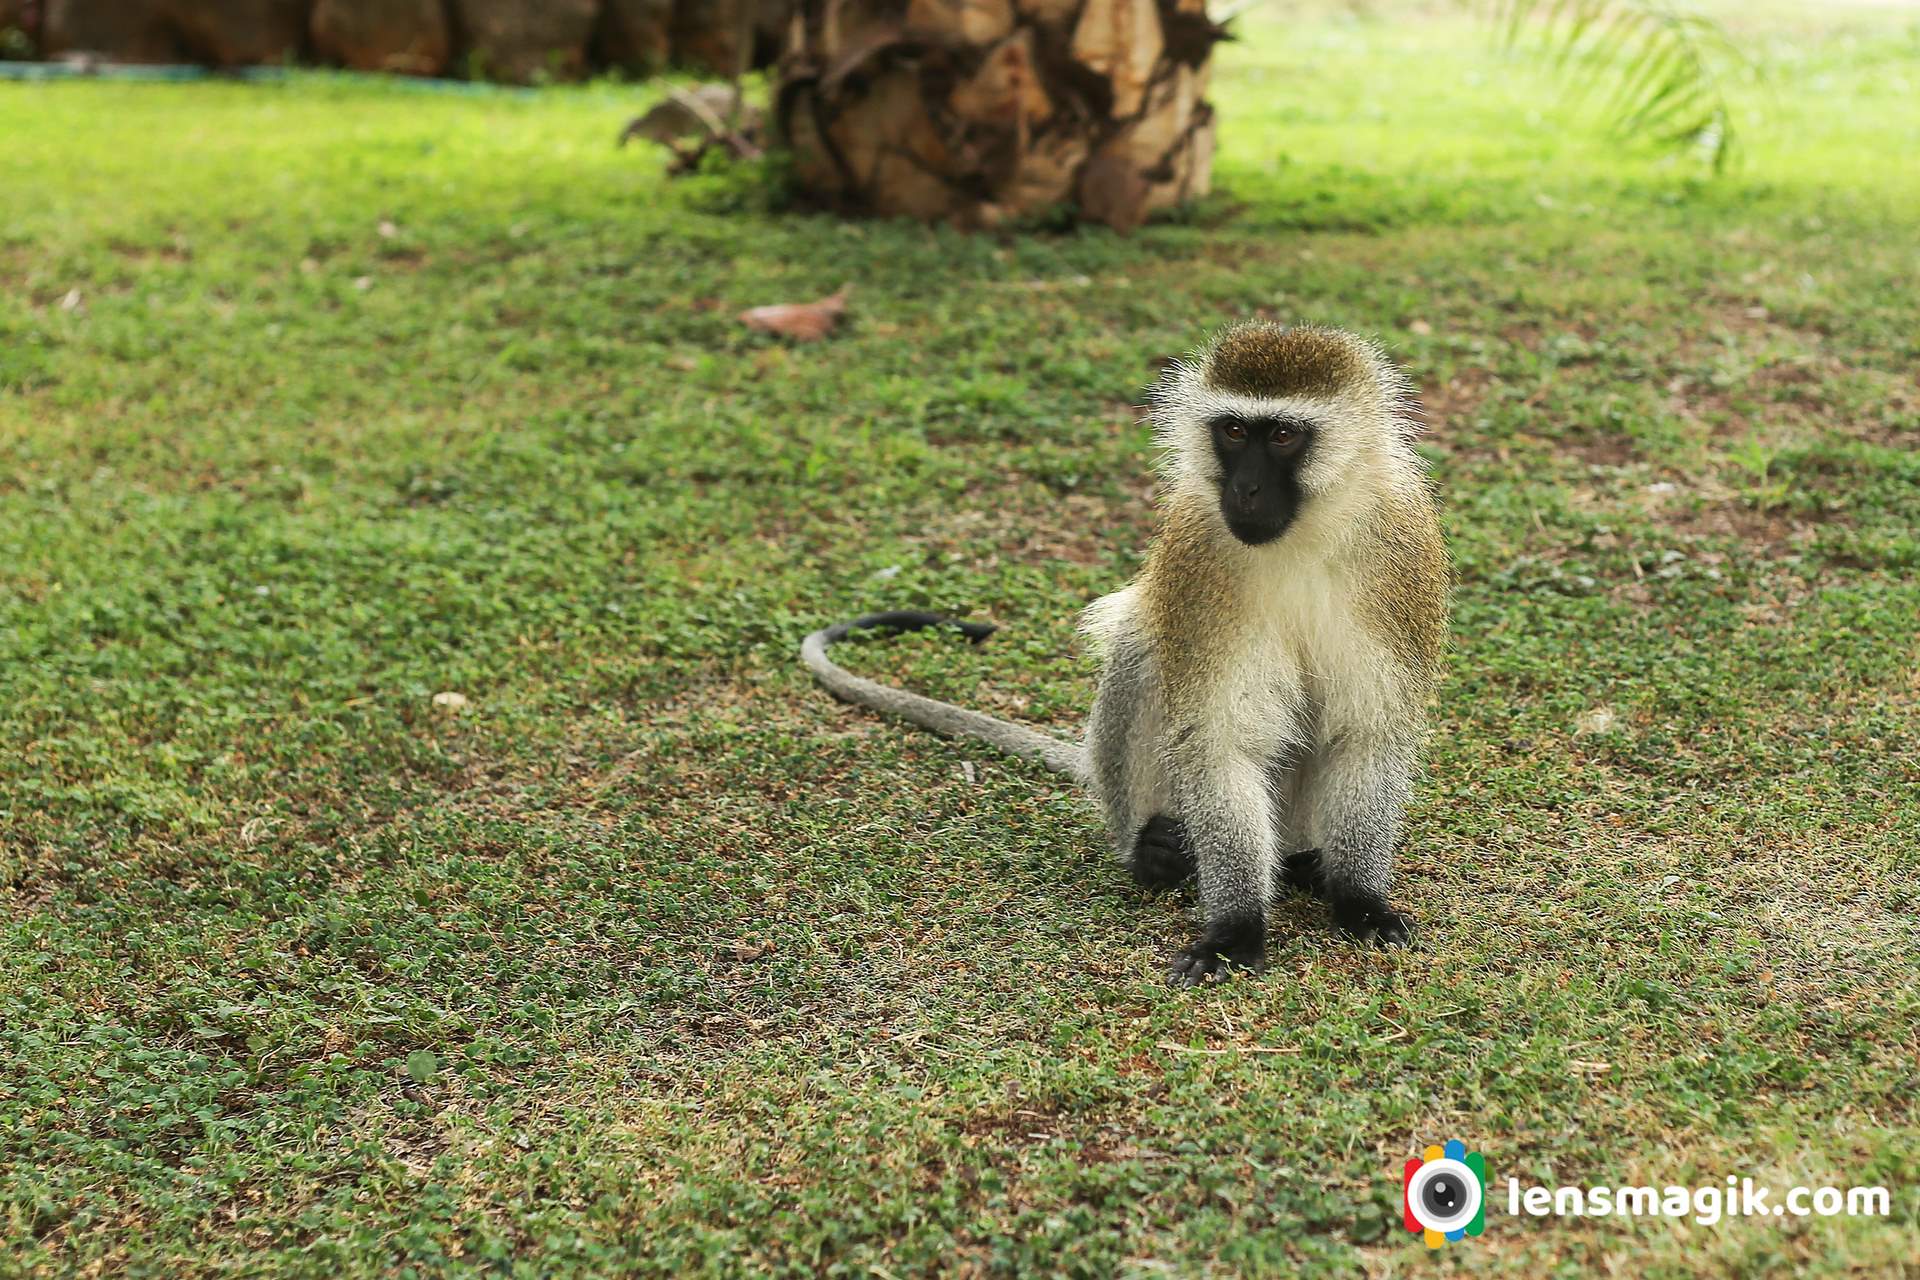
[1221,505,1297,547]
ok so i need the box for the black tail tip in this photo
[842,611,996,644]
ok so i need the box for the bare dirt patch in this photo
[1418,368,1497,439]
[931,487,1148,569]
[1666,498,1850,551]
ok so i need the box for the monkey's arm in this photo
[1165,735,1280,984]
[1302,733,1416,946]
[801,612,1089,781]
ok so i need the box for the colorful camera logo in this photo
[1403,1139,1487,1248]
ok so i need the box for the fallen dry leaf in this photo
[725,938,775,962]
[739,286,851,342]
[1573,705,1618,736]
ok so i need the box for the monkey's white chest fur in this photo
[1224,552,1400,754]
[1084,547,1405,762]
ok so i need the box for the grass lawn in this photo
[2,1,1917,1274]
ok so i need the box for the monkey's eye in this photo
[1269,424,1299,447]
[1214,417,1248,443]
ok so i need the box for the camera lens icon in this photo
[1403,1140,1487,1248]
[1409,1158,1480,1231]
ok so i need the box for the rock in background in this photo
[33,0,794,82]
[451,0,599,82]
[594,0,674,76]
[42,0,307,64]
[310,0,450,75]
[42,0,187,63]
[176,0,306,64]
[1,0,38,58]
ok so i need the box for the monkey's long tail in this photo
[801,611,1090,783]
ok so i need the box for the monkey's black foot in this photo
[1168,913,1267,986]
[1281,848,1322,895]
[1130,815,1195,891]
[1330,895,1412,948]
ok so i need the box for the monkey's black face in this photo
[1209,413,1310,546]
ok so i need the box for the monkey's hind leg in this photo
[1300,740,1415,948]
[1277,847,1406,944]
[1165,743,1277,985]
[1271,757,1320,896]
[1281,848,1322,894]
[1087,642,1185,889]
[1129,815,1195,890]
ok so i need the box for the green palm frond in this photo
[1488,0,1745,171]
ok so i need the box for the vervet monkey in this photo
[803,322,1447,984]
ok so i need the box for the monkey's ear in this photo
[1146,355,1197,401]
[1349,341,1423,444]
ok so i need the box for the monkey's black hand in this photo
[1168,914,1267,986]
[1330,895,1412,948]
[1281,848,1322,895]
[1130,816,1196,890]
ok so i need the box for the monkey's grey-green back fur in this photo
[800,612,1089,782]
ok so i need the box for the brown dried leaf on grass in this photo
[738,286,853,342]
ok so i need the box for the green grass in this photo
[2,1,1917,1275]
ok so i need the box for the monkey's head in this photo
[1149,321,1417,547]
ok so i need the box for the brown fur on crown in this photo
[1204,321,1371,401]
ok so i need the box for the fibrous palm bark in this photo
[776,0,1224,229]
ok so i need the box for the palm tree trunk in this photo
[775,0,1223,229]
